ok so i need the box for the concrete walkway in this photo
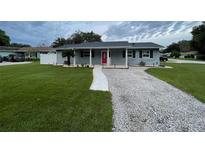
[169,59,205,64]
[90,65,109,91]
[0,62,32,66]
[103,67,205,132]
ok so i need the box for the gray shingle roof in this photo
[129,42,164,48]
[59,41,130,48]
[57,41,163,49]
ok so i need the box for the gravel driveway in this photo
[103,67,205,132]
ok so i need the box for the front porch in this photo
[69,48,129,68]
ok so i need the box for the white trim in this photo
[142,50,150,58]
[89,48,92,66]
[57,47,161,50]
[107,48,110,65]
[125,48,128,67]
[73,49,76,66]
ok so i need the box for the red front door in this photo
[101,51,107,64]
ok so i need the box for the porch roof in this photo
[57,41,164,50]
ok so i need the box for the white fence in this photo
[40,53,57,65]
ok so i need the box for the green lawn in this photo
[146,63,205,103]
[0,63,112,131]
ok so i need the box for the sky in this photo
[0,21,202,47]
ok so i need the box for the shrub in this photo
[196,55,205,60]
[160,61,166,67]
[184,54,195,59]
[139,61,146,66]
[170,51,181,58]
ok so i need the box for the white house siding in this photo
[40,52,57,64]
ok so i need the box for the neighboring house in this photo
[0,46,53,60]
[19,47,55,59]
[40,41,163,67]
[0,46,24,57]
[179,51,198,59]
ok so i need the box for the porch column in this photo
[107,48,110,65]
[73,49,76,66]
[89,48,92,66]
[125,48,128,67]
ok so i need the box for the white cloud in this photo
[0,21,202,46]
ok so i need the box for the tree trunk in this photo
[67,56,70,65]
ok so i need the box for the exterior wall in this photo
[70,50,101,65]
[56,51,66,64]
[56,49,160,66]
[129,50,160,66]
[25,52,38,59]
[40,52,57,64]
[110,49,125,65]
[37,52,40,59]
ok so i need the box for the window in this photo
[83,51,90,57]
[123,50,135,58]
[142,50,150,57]
[128,51,133,57]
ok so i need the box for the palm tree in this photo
[62,50,74,65]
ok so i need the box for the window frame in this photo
[83,51,90,57]
[142,50,150,58]
[128,51,133,57]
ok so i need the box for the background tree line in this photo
[0,29,30,47]
[163,22,205,59]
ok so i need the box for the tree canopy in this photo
[0,29,10,46]
[10,43,31,47]
[52,31,102,47]
[191,22,205,55]
[163,40,192,53]
[178,40,191,52]
[52,38,67,48]
[164,43,180,53]
[62,50,74,65]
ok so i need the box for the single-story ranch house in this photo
[40,41,164,67]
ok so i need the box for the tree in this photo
[191,22,205,55]
[164,43,180,53]
[0,29,10,46]
[52,37,67,48]
[51,31,102,47]
[170,51,181,58]
[10,43,31,47]
[62,50,74,65]
[178,40,191,52]
[70,31,102,44]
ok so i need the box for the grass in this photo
[146,63,205,103]
[0,63,112,131]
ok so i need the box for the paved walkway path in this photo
[103,67,205,132]
[169,59,205,64]
[0,62,32,66]
[90,65,109,91]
